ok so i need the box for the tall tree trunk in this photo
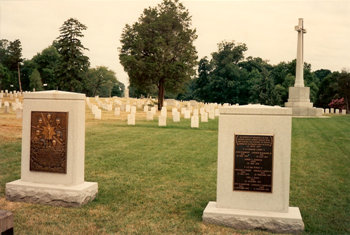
[158,79,165,111]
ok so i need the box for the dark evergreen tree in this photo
[55,18,90,92]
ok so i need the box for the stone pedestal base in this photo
[203,202,304,234]
[5,180,98,207]
[285,87,321,116]
[285,106,323,116]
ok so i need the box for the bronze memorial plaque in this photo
[233,134,273,193]
[30,111,68,173]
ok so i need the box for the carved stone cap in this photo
[24,90,86,100]
[219,104,292,116]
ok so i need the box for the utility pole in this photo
[17,62,23,93]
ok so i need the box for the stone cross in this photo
[294,18,307,88]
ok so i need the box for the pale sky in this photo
[1,0,349,86]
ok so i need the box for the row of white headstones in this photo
[0,90,24,118]
[0,90,21,99]
[325,108,346,115]
[86,97,222,128]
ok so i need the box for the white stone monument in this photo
[191,115,199,128]
[209,110,215,120]
[201,112,208,122]
[120,104,126,112]
[214,109,220,117]
[203,105,304,233]
[146,111,154,121]
[130,106,136,114]
[125,104,131,113]
[173,111,180,122]
[285,18,321,116]
[95,108,102,120]
[172,108,177,116]
[114,107,121,116]
[151,107,157,115]
[158,115,166,126]
[6,91,98,207]
[127,113,135,125]
[184,110,191,119]
[161,107,167,117]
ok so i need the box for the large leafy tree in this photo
[193,57,213,101]
[0,64,11,90]
[20,59,37,91]
[29,69,43,91]
[0,39,23,90]
[32,45,61,90]
[194,41,249,104]
[55,18,90,92]
[239,56,276,105]
[119,0,198,110]
[111,81,125,97]
[85,66,118,97]
[314,69,332,81]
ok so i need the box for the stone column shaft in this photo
[294,18,306,88]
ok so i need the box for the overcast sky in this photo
[1,0,349,85]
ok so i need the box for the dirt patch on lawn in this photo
[0,114,22,143]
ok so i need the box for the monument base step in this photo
[284,106,323,116]
[5,180,98,207]
[202,201,304,234]
[285,101,313,108]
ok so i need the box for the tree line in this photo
[0,18,124,97]
[1,0,349,112]
[176,41,350,112]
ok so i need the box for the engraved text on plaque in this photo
[30,111,68,173]
[234,134,273,192]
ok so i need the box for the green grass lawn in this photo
[0,115,349,234]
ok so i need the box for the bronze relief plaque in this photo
[30,111,68,173]
[233,134,273,193]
